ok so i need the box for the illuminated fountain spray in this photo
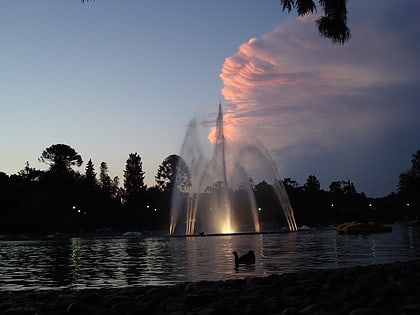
[211,102,231,233]
[169,103,297,235]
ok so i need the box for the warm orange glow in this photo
[208,111,241,144]
[221,226,235,234]
[220,220,235,234]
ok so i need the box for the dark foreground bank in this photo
[1,260,419,315]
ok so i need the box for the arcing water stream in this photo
[170,103,297,235]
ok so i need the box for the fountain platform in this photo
[168,229,296,237]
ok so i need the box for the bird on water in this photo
[232,250,255,267]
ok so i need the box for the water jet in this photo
[169,103,297,235]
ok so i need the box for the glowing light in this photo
[170,102,298,235]
[221,223,235,234]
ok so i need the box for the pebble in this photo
[0,260,419,315]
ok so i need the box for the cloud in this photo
[215,0,420,194]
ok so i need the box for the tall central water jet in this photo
[209,102,232,233]
[183,103,234,235]
[169,103,298,235]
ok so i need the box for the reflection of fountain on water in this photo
[169,103,297,235]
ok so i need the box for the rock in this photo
[402,303,420,314]
[263,296,288,313]
[0,260,419,315]
[281,306,301,315]
[79,292,103,305]
[197,307,216,315]
[110,301,139,314]
[66,301,94,314]
[348,308,375,315]
[104,296,131,309]
[300,303,320,314]
[185,294,213,307]
[2,309,37,315]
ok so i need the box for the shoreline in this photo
[1,259,419,315]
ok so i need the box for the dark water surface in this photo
[0,224,419,291]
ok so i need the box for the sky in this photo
[1,0,419,198]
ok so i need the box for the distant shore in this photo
[1,259,419,315]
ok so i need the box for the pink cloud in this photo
[214,3,420,170]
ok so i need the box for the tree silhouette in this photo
[111,176,122,200]
[399,150,420,192]
[123,153,145,201]
[398,150,420,212]
[85,159,97,186]
[123,153,146,229]
[284,178,299,189]
[155,154,191,193]
[329,181,343,194]
[39,144,83,177]
[342,180,357,195]
[18,161,42,181]
[82,0,350,44]
[254,180,285,229]
[99,161,112,194]
[281,0,350,44]
[303,175,321,192]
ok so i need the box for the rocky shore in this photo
[1,259,419,315]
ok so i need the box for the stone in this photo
[348,308,375,315]
[197,307,216,315]
[263,296,288,313]
[110,301,139,314]
[2,309,37,315]
[66,301,94,314]
[281,306,301,315]
[300,303,320,314]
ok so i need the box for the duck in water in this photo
[232,250,255,268]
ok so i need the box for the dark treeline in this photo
[0,144,419,235]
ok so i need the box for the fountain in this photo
[169,103,297,236]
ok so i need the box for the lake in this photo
[0,224,419,291]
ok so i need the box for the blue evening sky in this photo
[1,1,419,197]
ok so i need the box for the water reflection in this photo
[0,224,419,291]
[70,237,81,284]
[408,226,415,257]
